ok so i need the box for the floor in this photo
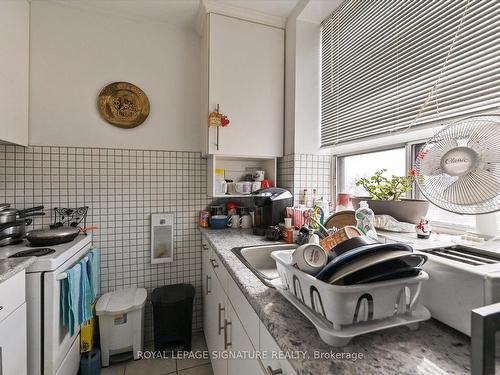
[101,333,213,375]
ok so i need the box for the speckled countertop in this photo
[0,257,35,283]
[200,228,499,375]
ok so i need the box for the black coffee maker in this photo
[252,188,293,235]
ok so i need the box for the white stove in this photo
[0,234,93,375]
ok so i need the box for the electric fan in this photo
[414,115,500,215]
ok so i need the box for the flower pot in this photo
[351,197,429,224]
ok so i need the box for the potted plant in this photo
[352,169,429,224]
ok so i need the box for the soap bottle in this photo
[355,201,377,240]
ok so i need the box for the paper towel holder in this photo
[151,213,174,264]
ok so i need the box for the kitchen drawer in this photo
[259,322,297,375]
[0,270,25,323]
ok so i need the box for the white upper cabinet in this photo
[0,0,29,146]
[201,13,284,157]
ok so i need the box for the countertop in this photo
[200,228,498,375]
[0,256,35,283]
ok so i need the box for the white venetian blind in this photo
[321,0,500,147]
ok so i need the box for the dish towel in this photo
[65,263,81,336]
[80,259,93,323]
[87,249,101,301]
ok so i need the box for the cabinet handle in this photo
[202,244,208,250]
[206,275,211,295]
[0,346,3,375]
[0,306,3,311]
[266,366,283,375]
[224,319,232,350]
[218,303,225,335]
[210,259,219,269]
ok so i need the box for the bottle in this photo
[355,201,377,240]
[312,189,318,207]
[300,189,309,206]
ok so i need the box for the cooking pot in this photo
[26,227,80,246]
[0,205,45,224]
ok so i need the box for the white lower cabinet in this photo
[0,271,27,375]
[202,240,297,375]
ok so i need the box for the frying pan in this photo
[26,227,80,246]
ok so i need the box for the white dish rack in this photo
[271,250,431,346]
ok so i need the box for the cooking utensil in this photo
[0,205,44,224]
[26,227,80,246]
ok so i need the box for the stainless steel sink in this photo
[231,243,297,287]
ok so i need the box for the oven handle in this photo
[471,302,500,375]
[56,254,90,281]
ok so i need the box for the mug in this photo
[261,179,271,189]
[240,214,252,229]
[228,214,241,228]
[253,170,265,181]
[235,182,252,194]
[215,179,227,195]
[251,181,261,192]
[227,183,237,195]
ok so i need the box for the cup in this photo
[253,170,265,181]
[251,181,261,192]
[235,182,252,194]
[227,183,237,195]
[228,214,241,228]
[292,243,328,275]
[215,179,227,195]
[240,215,252,229]
[284,217,292,229]
[261,179,271,189]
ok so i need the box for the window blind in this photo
[320,0,500,147]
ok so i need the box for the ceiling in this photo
[47,0,301,31]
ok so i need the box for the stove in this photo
[0,234,93,375]
[0,234,91,272]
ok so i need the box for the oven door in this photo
[43,242,92,375]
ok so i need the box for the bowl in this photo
[210,215,228,229]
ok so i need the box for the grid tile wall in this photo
[0,144,208,340]
[278,153,334,204]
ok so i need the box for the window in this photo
[321,0,500,147]
[340,148,406,197]
[338,144,476,229]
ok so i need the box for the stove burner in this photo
[9,248,56,258]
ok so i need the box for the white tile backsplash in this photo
[0,144,208,339]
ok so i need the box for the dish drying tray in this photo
[270,250,431,346]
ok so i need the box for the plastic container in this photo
[80,348,101,375]
[96,288,147,367]
[271,250,428,328]
[355,201,377,240]
[151,284,195,351]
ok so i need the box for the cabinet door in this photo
[210,275,228,375]
[208,14,284,157]
[259,322,297,375]
[0,0,29,146]
[0,304,27,375]
[226,303,265,375]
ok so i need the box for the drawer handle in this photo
[266,366,283,375]
[218,303,225,335]
[210,259,219,269]
[202,244,208,250]
[224,319,232,350]
[206,275,211,295]
[0,346,3,375]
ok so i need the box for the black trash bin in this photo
[151,283,195,351]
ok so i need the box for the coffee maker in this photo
[252,188,293,235]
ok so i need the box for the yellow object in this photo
[215,168,225,180]
[80,303,96,353]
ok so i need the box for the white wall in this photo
[29,1,201,151]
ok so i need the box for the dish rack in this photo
[270,250,431,346]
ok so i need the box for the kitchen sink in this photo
[231,243,297,287]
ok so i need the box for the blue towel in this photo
[80,259,93,322]
[65,264,81,336]
[87,249,100,300]
[60,277,69,326]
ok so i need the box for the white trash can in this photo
[96,287,147,367]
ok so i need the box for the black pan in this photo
[26,227,80,246]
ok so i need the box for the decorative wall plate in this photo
[97,82,150,128]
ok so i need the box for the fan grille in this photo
[414,115,500,215]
